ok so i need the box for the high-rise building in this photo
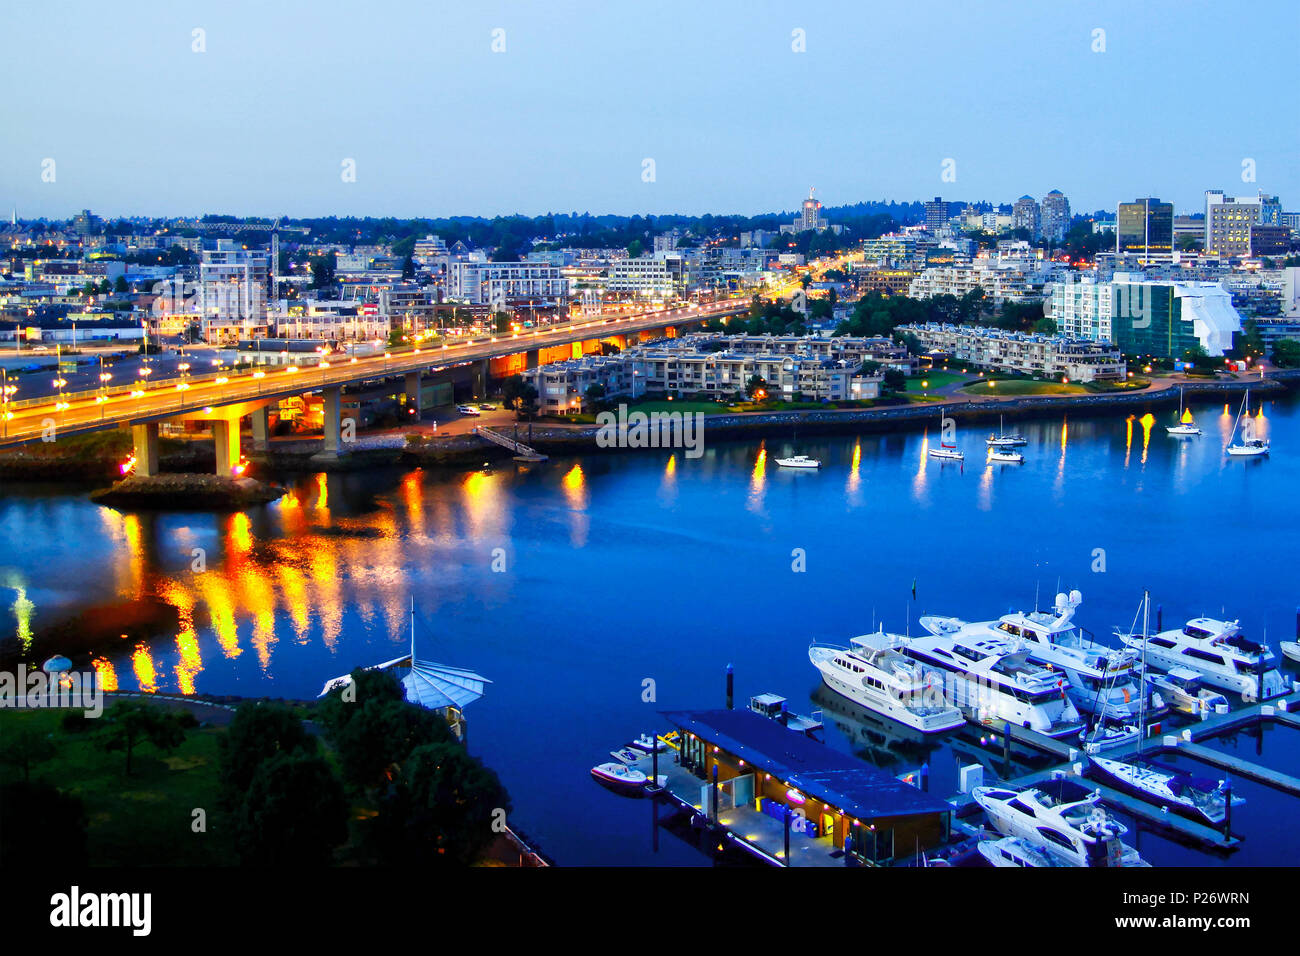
[1205,191,1261,258]
[923,197,948,234]
[1258,191,1283,227]
[801,189,823,231]
[1012,195,1041,239]
[1040,190,1071,243]
[1116,198,1174,260]
[199,239,269,343]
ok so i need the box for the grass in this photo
[0,708,238,865]
[958,379,1091,396]
[904,370,966,392]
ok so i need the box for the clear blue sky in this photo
[3,0,1296,220]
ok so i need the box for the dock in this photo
[476,425,547,461]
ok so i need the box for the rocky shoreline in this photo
[88,473,286,509]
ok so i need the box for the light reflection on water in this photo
[1,396,1298,864]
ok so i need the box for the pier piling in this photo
[725,663,734,710]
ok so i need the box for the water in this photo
[2,395,1299,865]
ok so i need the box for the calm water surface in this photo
[2,395,1298,865]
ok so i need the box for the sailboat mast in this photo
[1139,590,1149,753]
[410,595,416,663]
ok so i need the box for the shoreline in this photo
[2,372,1295,488]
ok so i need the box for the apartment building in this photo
[1205,191,1261,258]
[446,261,569,306]
[898,322,1125,382]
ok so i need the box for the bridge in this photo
[0,298,748,475]
[476,426,547,462]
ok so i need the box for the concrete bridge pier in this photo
[131,423,160,478]
[472,359,489,399]
[524,348,540,371]
[404,371,422,421]
[212,418,241,477]
[313,385,346,461]
[250,406,271,452]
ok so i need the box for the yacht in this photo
[988,448,1024,464]
[1226,390,1269,457]
[1087,756,1240,826]
[973,785,1148,867]
[1117,616,1285,701]
[895,631,1084,737]
[987,415,1028,448]
[774,454,820,469]
[1141,666,1229,717]
[920,591,1153,720]
[809,631,966,733]
[1281,642,1300,666]
[977,836,1069,868]
[1166,388,1201,437]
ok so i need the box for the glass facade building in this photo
[1116,198,1174,258]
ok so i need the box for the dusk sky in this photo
[4,0,1297,220]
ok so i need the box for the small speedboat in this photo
[1281,641,1300,666]
[1088,756,1242,825]
[978,836,1068,868]
[628,733,668,753]
[775,455,820,469]
[988,448,1024,464]
[591,761,649,794]
[609,747,643,765]
[1082,721,1140,754]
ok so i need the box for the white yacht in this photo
[1166,388,1201,437]
[1117,616,1285,701]
[920,591,1153,721]
[977,836,1068,868]
[1088,756,1240,826]
[809,631,966,733]
[895,630,1083,737]
[775,454,820,469]
[1281,641,1300,665]
[1141,665,1229,717]
[973,785,1148,867]
[988,448,1024,464]
[928,446,964,461]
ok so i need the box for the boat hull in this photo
[1088,757,1227,826]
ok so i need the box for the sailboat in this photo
[317,597,490,739]
[986,415,1027,447]
[1166,388,1201,437]
[928,412,964,461]
[776,420,821,468]
[1226,390,1269,457]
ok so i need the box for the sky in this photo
[2,0,1297,221]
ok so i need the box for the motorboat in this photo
[1142,665,1229,717]
[987,415,1028,447]
[609,747,643,764]
[1080,719,1141,755]
[1117,616,1285,701]
[746,693,824,736]
[988,448,1024,464]
[895,631,1083,737]
[977,836,1069,868]
[972,785,1148,867]
[809,630,965,733]
[1281,642,1300,666]
[1226,390,1269,457]
[1166,387,1201,437]
[1087,756,1241,826]
[920,591,1153,721]
[628,733,669,754]
[775,454,821,469]
[591,761,650,794]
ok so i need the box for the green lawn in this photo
[1,708,238,866]
[959,379,1090,396]
[904,371,966,392]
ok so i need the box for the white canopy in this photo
[401,659,490,711]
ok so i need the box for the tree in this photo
[364,742,511,867]
[626,239,644,259]
[402,255,415,280]
[218,703,317,809]
[493,311,510,334]
[746,375,768,400]
[1272,338,1300,368]
[234,751,348,866]
[882,367,907,393]
[113,275,128,295]
[583,383,608,408]
[309,251,337,289]
[100,700,187,775]
[0,726,57,782]
[1176,234,1203,253]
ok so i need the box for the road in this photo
[0,299,747,447]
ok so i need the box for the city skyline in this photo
[3,0,1297,220]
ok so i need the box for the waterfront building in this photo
[1040,190,1071,243]
[1116,198,1174,260]
[907,258,1055,306]
[1205,191,1261,259]
[898,322,1126,382]
[664,708,953,864]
